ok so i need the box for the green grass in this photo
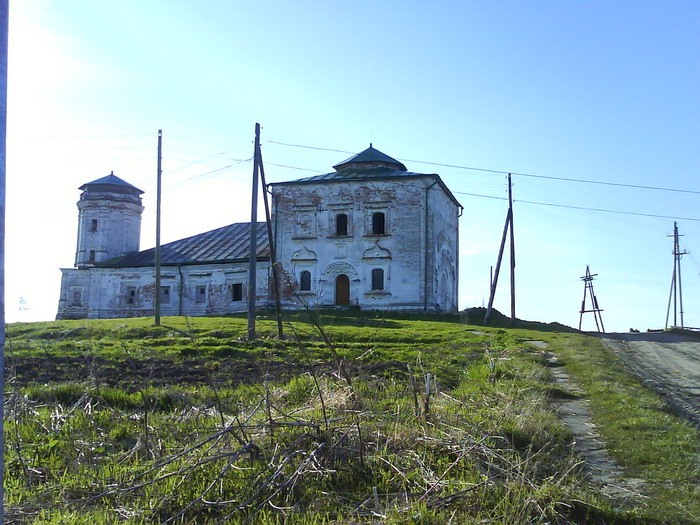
[4,311,698,523]
[550,332,700,522]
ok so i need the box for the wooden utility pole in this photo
[247,124,261,340]
[258,149,284,339]
[665,221,687,329]
[485,174,516,326]
[154,130,163,326]
[508,174,516,326]
[0,1,8,519]
[578,266,605,332]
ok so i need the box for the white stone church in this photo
[56,146,462,319]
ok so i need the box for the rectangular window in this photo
[231,283,243,302]
[335,213,348,236]
[300,270,312,291]
[371,268,384,291]
[71,290,82,307]
[160,286,171,304]
[90,219,98,232]
[89,250,96,262]
[126,286,137,305]
[371,212,386,235]
[195,285,207,304]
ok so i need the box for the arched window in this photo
[371,268,384,291]
[336,213,348,236]
[372,212,385,235]
[300,270,312,291]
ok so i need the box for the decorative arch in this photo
[319,262,360,306]
[362,243,392,261]
[291,246,318,262]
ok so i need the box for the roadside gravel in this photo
[600,332,700,427]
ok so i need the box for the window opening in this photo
[336,213,348,236]
[72,290,82,306]
[127,287,137,305]
[160,286,171,304]
[300,270,311,291]
[371,268,384,291]
[195,285,207,304]
[372,212,385,235]
[231,283,243,302]
[88,250,96,262]
[90,219,98,232]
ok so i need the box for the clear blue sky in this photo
[7,1,700,331]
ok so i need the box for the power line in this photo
[266,162,324,173]
[257,153,700,222]
[267,140,353,155]
[455,190,700,222]
[267,139,700,196]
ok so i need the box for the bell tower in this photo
[75,172,144,268]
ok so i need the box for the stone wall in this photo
[56,262,270,319]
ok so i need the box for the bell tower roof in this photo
[332,145,407,172]
[79,172,144,196]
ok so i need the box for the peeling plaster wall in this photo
[428,186,460,312]
[75,190,143,267]
[58,173,460,319]
[272,177,459,311]
[56,262,270,319]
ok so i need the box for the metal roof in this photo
[80,172,144,195]
[332,145,407,171]
[98,222,270,267]
[280,167,432,184]
[271,168,463,209]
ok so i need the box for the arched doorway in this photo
[335,274,350,306]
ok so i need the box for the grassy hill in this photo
[4,311,699,524]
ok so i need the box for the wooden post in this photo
[508,174,516,327]
[484,207,511,324]
[258,150,284,339]
[0,1,8,517]
[154,130,162,326]
[247,124,261,340]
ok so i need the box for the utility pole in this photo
[0,2,8,520]
[665,221,687,329]
[154,130,162,326]
[258,149,284,339]
[508,174,516,327]
[578,266,605,332]
[485,174,516,326]
[247,124,261,340]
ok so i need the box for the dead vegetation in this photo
[3,313,639,524]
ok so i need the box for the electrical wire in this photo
[454,191,700,222]
[267,139,700,196]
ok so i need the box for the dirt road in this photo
[601,332,700,426]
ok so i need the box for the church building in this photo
[56,146,462,319]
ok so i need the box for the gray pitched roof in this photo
[99,222,270,267]
[332,145,407,171]
[270,146,462,209]
[80,172,144,195]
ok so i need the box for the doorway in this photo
[335,274,350,306]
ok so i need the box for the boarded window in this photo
[160,286,171,304]
[300,270,311,291]
[371,268,384,291]
[372,212,385,235]
[72,290,82,307]
[336,213,348,236]
[231,283,243,302]
[90,219,98,232]
[195,285,207,304]
[126,286,137,305]
[296,212,315,237]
